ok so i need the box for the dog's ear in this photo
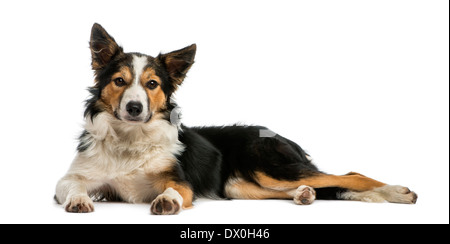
[158,44,196,86]
[89,23,122,70]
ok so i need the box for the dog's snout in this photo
[126,101,143,117]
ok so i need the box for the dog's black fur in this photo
[177,125,324,199]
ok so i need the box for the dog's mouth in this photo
[114,110,152,123]
[124,117,142,123]
[124,114,152,124]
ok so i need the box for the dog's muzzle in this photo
[126,101,143,117]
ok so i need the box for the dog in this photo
[55,23,417,214]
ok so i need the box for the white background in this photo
[0,0,448,224]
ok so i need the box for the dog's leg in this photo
[255,171,417,204]
[150,181,194,215]
[224,177,292,199]
[224,177,317,205]
[55,174,99,213]
[256,171,385,191]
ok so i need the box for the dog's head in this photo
[85,23,196,124]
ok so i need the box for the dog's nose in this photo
[126,101,143,117]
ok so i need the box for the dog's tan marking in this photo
[101,66,133,113]
[224,177,291,199]
[140,68,167,113]
[255,171,386,192]
[112,66,133,83]
[165,181,194,209]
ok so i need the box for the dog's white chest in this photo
[108,168,158,203]
[70,112,185,202]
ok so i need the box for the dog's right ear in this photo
[89,23,122,70]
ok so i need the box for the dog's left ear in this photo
[158,44,196,86]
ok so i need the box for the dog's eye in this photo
[114,77,126,87]
[146,80,159,90]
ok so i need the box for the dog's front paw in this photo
[64,195,94,213]
[150,194,181,215]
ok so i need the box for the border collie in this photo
[55,23,417,214]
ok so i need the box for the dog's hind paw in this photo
[293,185,316,205]
[374,185,418,204]
[340,185,418,204]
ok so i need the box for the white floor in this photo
[4,187,446,224]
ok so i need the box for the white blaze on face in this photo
[119,55,150,122]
